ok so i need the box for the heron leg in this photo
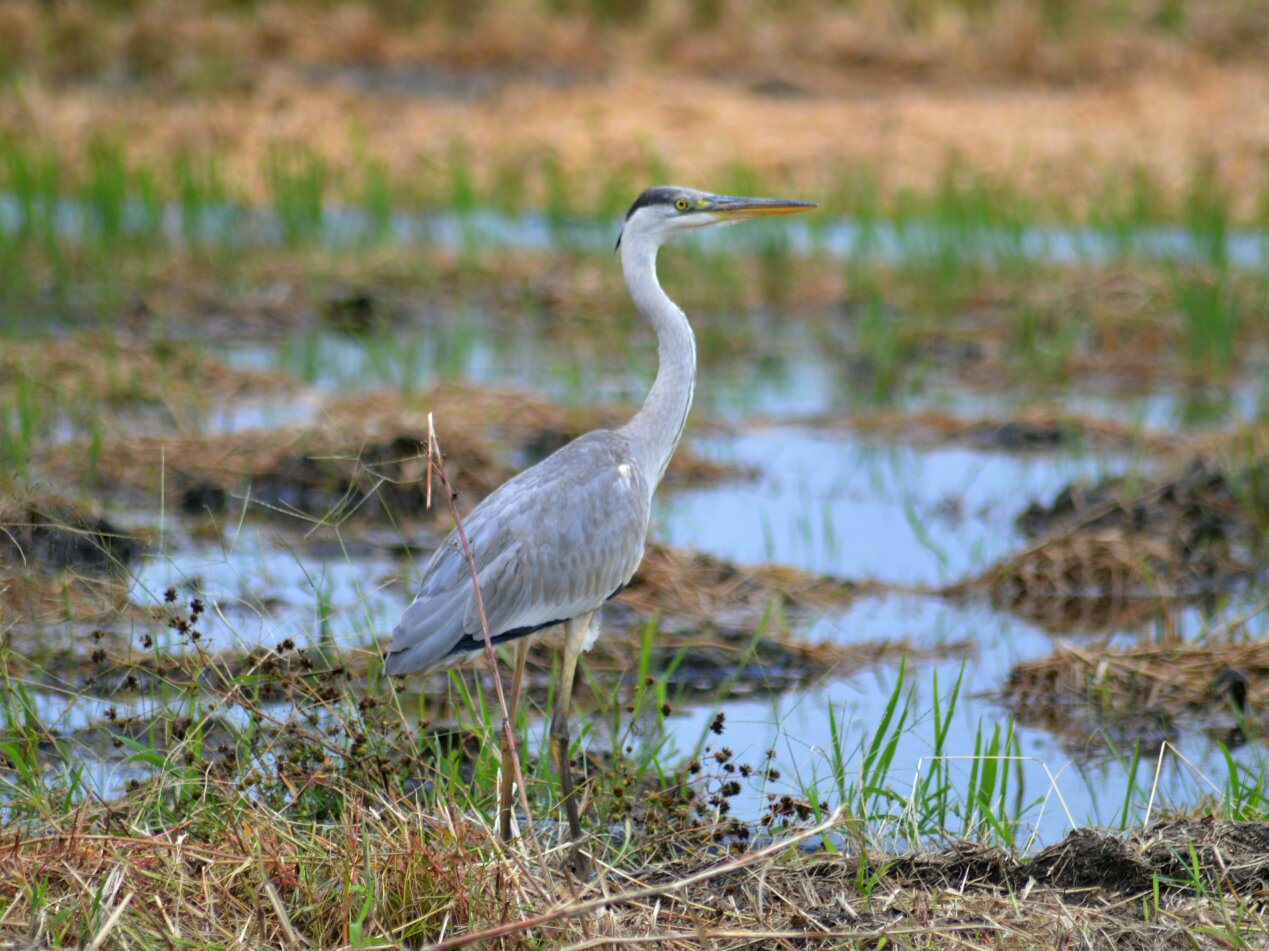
[550,612,593,861]
[498,636,531,842]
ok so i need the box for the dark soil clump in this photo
[179,481,228,516]
[320,288,396,334]
[1000,636,1269,751]
[974,457,1266,632]
[0,500,141,571]
[970,419,1068,451]
[57,427,507,529]
[1015,458,1260,549]
[884,820,1269,898]
[50,384,747,528]
[1028,828,1155,894]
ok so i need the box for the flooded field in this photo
[6,230,1265,811]
[2,3,1268,944]
[3,215,1267,941]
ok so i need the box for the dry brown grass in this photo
[1004,629,1269,726]
[10,0,1269,83]
[822,406,1194,457]
[2,2,1267,220]
[0,570,142,631]
[9,64,1263,220]
[959,456,1266,634]
[0,334,292,418]
[622,541,856,624]
[3,798,1265,949]
[45,424,499,523]
[0,496,147,629]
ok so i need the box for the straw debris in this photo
[3,588,1263,949]
[0,497,144,628]
[5,805,1265,949]
[969,458,1265,632]
[0,496,140,571]
[324,384,744,488]
[0,334,291,408]
[890,820,1269,897]
[0,571,140,630]
[46,427,487,525]
[825,407,1186,456]
[1002,634,1268,734]
[621,541,856,624]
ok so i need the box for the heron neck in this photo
[619,234,696,492]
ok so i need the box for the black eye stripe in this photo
[623,187,695,221]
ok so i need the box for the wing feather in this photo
[384,431,650,676]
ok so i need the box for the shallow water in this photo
[217,325,1266,433]
[589,592,1269,845]
[200,396,324,436]
[217,323,842,423]
[657,429,1130,585]
[7,252,1266,844]
[16,405,1264,845]
[17,582,1264,843]
[4,195,1265,268]
[125,525,402,654]
[82,421,1127,651]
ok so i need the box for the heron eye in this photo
[674,198,689,211]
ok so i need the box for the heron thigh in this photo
[580,612,602,652]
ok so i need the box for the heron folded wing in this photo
[382,586,468,676]
[386,430,652,676]
[469,437,650,638]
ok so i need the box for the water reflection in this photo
[218,325,1266,433]
[624,593,1267,845]
[655,429,1129,585]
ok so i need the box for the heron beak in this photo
[709,196,817,218]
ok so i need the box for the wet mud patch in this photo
[0,498,146,627]
[965,457,1266,632]
[1013,457,1264,545]
[44,384,747,525]
[887,820,1269,897]
[569,624,950,703]
[618,542,858,627]
[0,334,292,420]
[578,541,879,697]
[494,545,950,702]
[46,426,501,528]
[819,407,1186,456]
[0,498,142,572]
[1001,635,1268,751]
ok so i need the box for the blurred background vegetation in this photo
[0,0,1266,221]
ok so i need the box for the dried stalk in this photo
[423,414,549,883]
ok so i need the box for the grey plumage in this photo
[384,431,650,675]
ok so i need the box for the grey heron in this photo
[384,186,815,849]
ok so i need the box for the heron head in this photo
[615,186,816,251]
